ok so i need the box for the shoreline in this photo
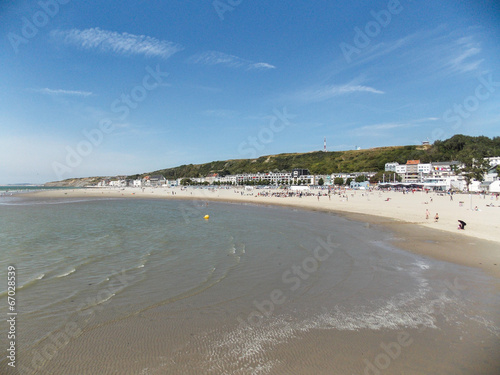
[19,186,500,278]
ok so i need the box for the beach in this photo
[1,188,499,374]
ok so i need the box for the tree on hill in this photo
[456,151,491,191]
[334,177,344,185]
[355,175,367,182]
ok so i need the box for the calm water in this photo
[0,196,499,374]
[0,186,76,195]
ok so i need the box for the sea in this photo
[0,194,499,374]
[0,186,76,195]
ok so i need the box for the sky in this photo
[0,0,499,184]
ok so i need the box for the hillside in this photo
[44,177,103,187]
[45,135,500,185]
[130,135,499,180]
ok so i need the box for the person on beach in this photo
[434,213,439,222]
[458,220,466,230]
[426,209,430,220]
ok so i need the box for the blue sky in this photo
[1,0,499,184]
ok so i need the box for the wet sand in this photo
[10,188,500,375]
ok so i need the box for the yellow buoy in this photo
[204,215,210,220]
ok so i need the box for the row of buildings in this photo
[95,158,500,192]
[384,157,500,191]
[97,169,375,189]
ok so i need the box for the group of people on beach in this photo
[425,209,439,222]
[425,209,466,230]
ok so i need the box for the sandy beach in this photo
[4,187,499,374]
[24,186,500,277]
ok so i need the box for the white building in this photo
[234,172,293,185]
[385,162,399,172]
[109,180,127,187]
[395,165,407,175]
[486,156,500,167]
[488,180,500,193]
[418,163,432,174]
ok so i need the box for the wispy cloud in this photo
[289,80,384,103]
[250,62,276,70]
[348,34,416,68]
[398,28,483,77]
[414,117,439,122]
[189,51,275,70]
[443,36,483,74]
[187,84,222,93]
[358,122,411,131]
[51,28,183,59]
[331,26,485,84]
[352,117,438,136]
[29,88,92,97]
[202,109,239,118]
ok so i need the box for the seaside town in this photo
[96,156,500,193]
[4,1,500,374]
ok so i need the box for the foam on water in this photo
[55,268,76,278]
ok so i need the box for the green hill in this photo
[45,135,500,185]
[126,135,499,180]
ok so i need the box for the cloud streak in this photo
[289,81,384,103]
[444,36,483,74]
[189,51,275,70]
[29,88,93,97]
[51,28,183,59]
[358,122,411,131]
[202,109,239,118]
[352,117,439,136]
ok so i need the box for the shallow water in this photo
[0,196,498,374]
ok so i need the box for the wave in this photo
[55,268,76,278]
[0,273,47,297]
[78,292,116,313]
[18,273,45,290]
[0,198,120,206]
[185,287,441,374]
